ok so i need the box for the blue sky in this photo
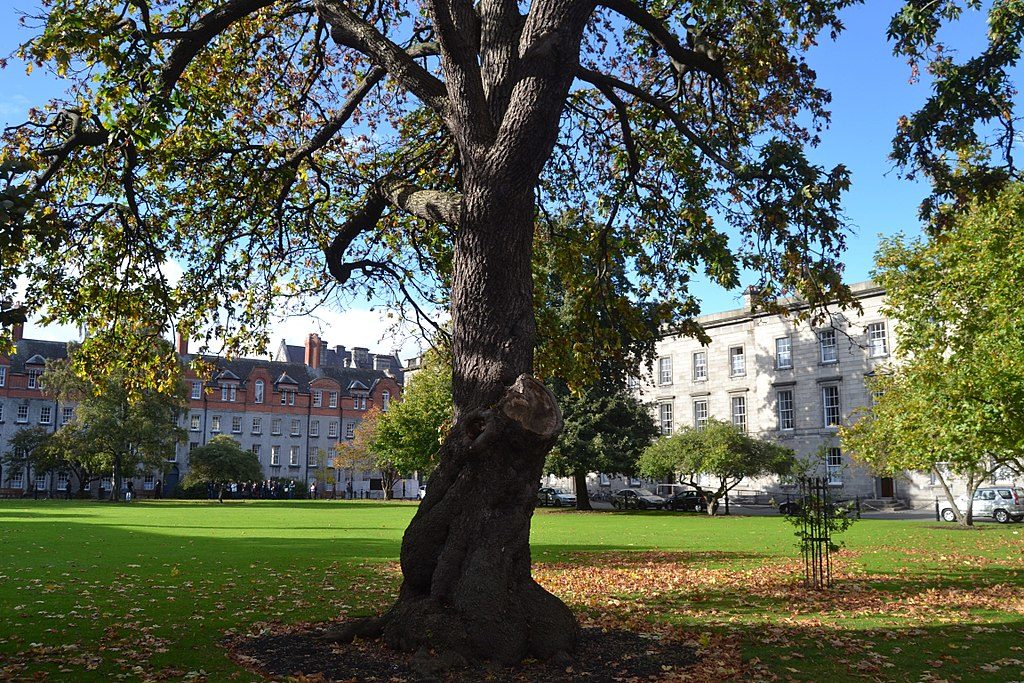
[0,2,993,351]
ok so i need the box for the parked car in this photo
[665,490,709,512]
[778,495,852,516]
[940,486,1024,523]
[537,487,577,507]
[611,488,666,510]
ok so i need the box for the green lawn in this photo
[0,501,1021,681]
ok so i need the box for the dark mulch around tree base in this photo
[228,623,700,682]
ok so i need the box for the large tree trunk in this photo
[573,470,592,511]
[375,187,577,664]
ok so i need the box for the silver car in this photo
[537,487,576,507]
[940,486,1024,523]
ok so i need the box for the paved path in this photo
[575,501,1008,523]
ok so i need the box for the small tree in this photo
[334,408,383,498]
[1,427,53,491]
[370,350,453,491]
[545,380,660,510]
[638,420,794,515]
[182,436,263,503]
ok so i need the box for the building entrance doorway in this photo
[878,477,895,498]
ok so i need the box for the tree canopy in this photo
[182,435,264,500]
[638,419,794,514]
[842,183,1024,525]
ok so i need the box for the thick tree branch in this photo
[314,0,449,113]
[590,81,640,180]
[479,0,523,125]
[33,111,109,190]
[597,0,728,87]
[381,180,463,225]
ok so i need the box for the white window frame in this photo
[191,381,202,400]
[290,419,301,436]
[692,351,707,381]
[0,365,7,387]
[61,406,73,425]
[777,390,794,431]
[231,416,242,434]
[254,380,264,404]
[289,445,299,467]
[251,444,261,457]
[775,336,792,369]
[9,471,24,488]
[190,414,201,432]
[822,385,841,427]
[271,418,281,435]
[329,391,338,408]
[310,420,320,437]
[658,357,673,385]
[27,370,41,389]
[252,417,262,435]
[693,400,708,430]
[867,322,888,357]
[819,329,837,364]
[211,415,221,433]
[313,390,322,408]
[658,402,673,435]
[35,473,46,491]
[328,421,338,438]
[382,391,391,411]
[826,447,843,484]
[16,404,29,423]
[344,422,355,439]
[0,402,5,423]
[221,385,229,401]
[39,405,52,425]
[729,346,745,377]
[731,395,747,432]
[270,445,280,466]
[58,472,70,491]
[143,475,155,491]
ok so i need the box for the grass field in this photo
[0,500,1021,681]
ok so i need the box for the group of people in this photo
[203,479,321,500]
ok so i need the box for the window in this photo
[231,416,242,434]
[290,419,300,436]
[0,365,6,387]
[270,445,280,466]
[867,322,888,357]
[344,422,355,439]
[626,375,640,391]
[190,414,201,431]
[692,351,707,381]
[271,418,281,435]
[288,391,295,406]
[693,400,708,430]
[658,357,673,385]
[27,370,41,389]
[826,447,843,484]
[61,407,73,425]
[221,385,228,401]
[17,405,28,423]
[353,395,367,410]
[254,380,265,404]
[659,402,673,434]
[289,445,299,467]
[310,420,320,437]
[819,329,837,363]
[731,395,747,432]
[211,415,221,433]
[309,449,320,468]
[9,471,24,488]
[775,337,792,369]
[329,391,338,408]
[328,421,338,438]
[313,390,322,407]
[0,402,4,422]
[251,417,262,435]
[39,405,52,425]
[251,444,261,457]
[280,391,287,406]
[382,391,391,411]
[729,347,745,376]
[822,386,841,427]
[777,390,794,431]
[190,381,202,400]
[58,472,69,491]
[143,475,154,491]
[35,474,46,491]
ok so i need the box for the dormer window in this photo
[0,365,6,387]
[254,380,265,404]
[27,369,42,389]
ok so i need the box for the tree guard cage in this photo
[798,477,833,589]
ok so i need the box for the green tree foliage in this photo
[1,427,53,487]
[842,184,1024,526]
[638,419,794,515]
[545,380,659,510]
[370,350,452,486]
[889,1,1024,229]
[182,435,263,502]
[43,334,187,501]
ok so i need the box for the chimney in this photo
[353,347,370,368]
[305,333,322,369]
[12,321,24,343]
[175,330,189,355]
[373,356,391,372]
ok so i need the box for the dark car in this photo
[611,488,666,510]
[666,490,709,512]
[778,495,852,516]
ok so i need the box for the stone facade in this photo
[0,327,410,498]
